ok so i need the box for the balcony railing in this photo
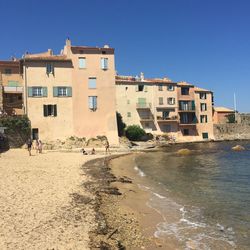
[179,104,195,111]
[157,115,178,122]
[136,102,152,109]
[4,86,23,93]
[179,118,197,125]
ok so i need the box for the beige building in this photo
[21,39,119,145]
[213,107,235,124]
[0,60,23,115]
[116,74,179,138]
[116,75,214,141]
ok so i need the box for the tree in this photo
[116,112,126,137]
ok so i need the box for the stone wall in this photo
[214,123,250,140]
[239,114,250,125]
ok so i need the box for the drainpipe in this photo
[23,57,28,116]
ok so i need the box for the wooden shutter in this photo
[53,87,58,97]
[88,96,93,109]
[28,87,33,97]
[42,87,48,97]
[53,105,57,117]
[43,105,48,117]
[67,87,72,97]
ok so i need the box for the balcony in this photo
[136,102,152,109]
[140,115,154,122]
[157,115,178,123]
[179,101,195,112]
[4,86,23,93]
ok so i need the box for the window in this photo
[88,77,97,89]
[167,85,174,91]
[200,103,207,111]
[53,87,72,97]
[168,97,175,105]
[158,84,163,91]
[200,93,207,100]
[79,57,86,68]
[101,58,108,70]
[138,85,144,91]
[181,87,189,95]
[162,111,170,119]
[32,87,43,97]
[127,112,131,117]
[4,69,12,75]
[127,100,130,104]
[58,87,67,96]
[159,97,163,105]
[32,128,39,140]
[88,96,97,111]
[43,105,57,117]
[46,63,54,75]
[202,132,209,139]
[183,129,189,136]
[200,115,208,123]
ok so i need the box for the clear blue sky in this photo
[0,0,249,112]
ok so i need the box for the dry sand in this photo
[0,149,104,250]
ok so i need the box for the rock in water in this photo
[232,145,245,151]
[177,148,192,155]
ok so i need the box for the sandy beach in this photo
[0,149,104,250]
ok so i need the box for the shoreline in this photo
[83,153,181,249]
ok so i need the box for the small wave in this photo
[134,165,146,177]
[153,192,166,199]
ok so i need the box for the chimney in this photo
[48,49,53,55]
[140,72,144,81]
[66,37,71,47]
[104,44,110,48]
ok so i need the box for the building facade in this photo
[116,75,214,141]
[21,40,119,145]
[0,61,23,115]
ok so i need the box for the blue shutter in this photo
[88,97,93,109]
[28,87,33,97]
[42,87,48,97]
[88,78,96,89]
[53,87,58,97]
[101,58,105,69]
[67,87,72,97]
[79,58,86,68]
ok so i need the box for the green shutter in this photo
[53,105,57,116]
[43,105,48,117]
[42,87,48,97]
[28,87,33,97]
[192,100,195,110]
[67,87,72,97]
[53,87,58,97]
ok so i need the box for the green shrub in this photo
[125,125,146,141]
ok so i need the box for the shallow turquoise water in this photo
[134,141,250,249]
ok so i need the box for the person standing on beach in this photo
[105,140,110,154]
[35,139,39,154]
[38,140,43,154]
[26,139,32,156]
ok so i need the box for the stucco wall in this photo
[214,123,250,140]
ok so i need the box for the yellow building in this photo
[21,39,119,145]
[116,75,214,142]
[0,60,23,115]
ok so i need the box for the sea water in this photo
[133,141,250,249]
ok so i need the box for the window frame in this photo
[167,85,174,91]
[88,96,97,111]
[79,57,86,69]
[88,77,97,89]
[101,57,108,70]
[167,97,175,105]
[32,87,43,97]
[58,87,67,97]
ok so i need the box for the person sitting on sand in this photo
[38,140,43,154]
[81,148,88,155]
[91,148,96,155]
[26,139,32,156]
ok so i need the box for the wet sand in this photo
[109,153,182,249]
[0,149,104,250]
